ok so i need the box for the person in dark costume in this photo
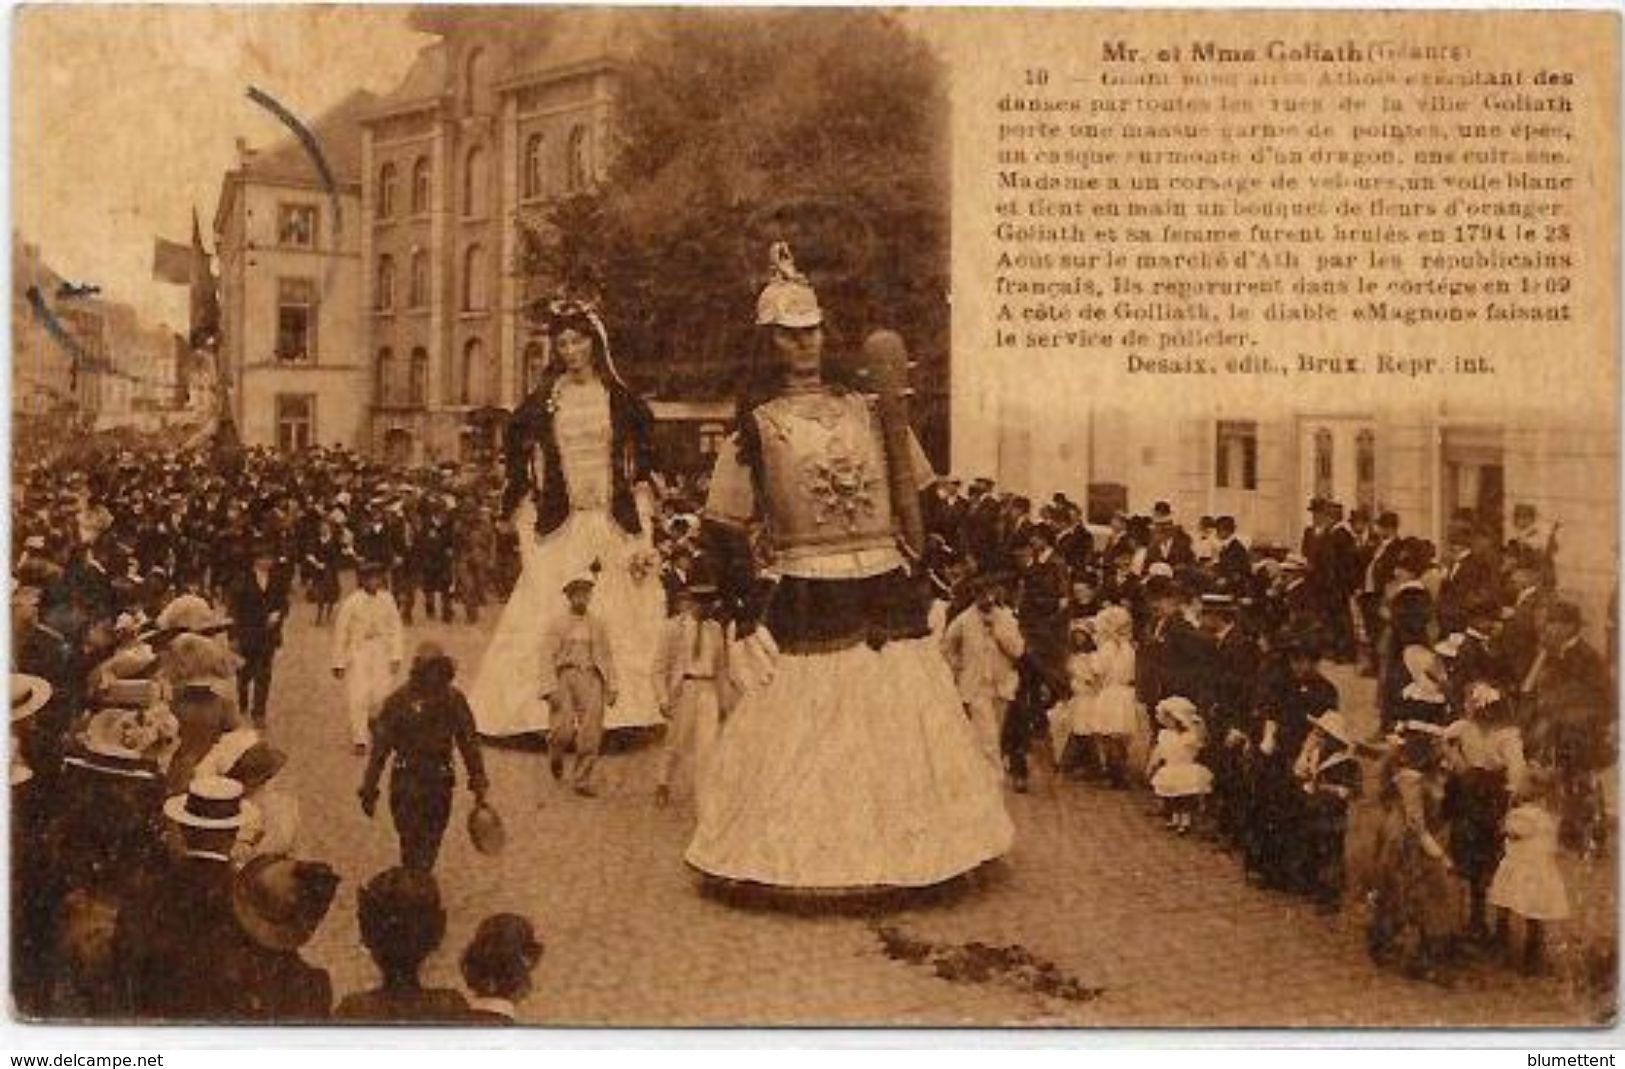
[360,643,489,872]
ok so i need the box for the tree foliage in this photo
[525,9,950,450]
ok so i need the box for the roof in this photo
[241,89,380,188]
[367,42,448,118]
[367,9,633,121]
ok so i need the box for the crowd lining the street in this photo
[7,439,1616,1020]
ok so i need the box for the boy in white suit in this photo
[331,560,405,754]
[540,575,617,797]
[651,578,731,808]
[940,574,1025,765]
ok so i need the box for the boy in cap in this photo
[333,560,405,755]
[540,575,618,797]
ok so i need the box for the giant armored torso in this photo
[752,391,905,580]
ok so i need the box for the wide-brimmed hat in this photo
[1308,710,1356,746]
[1155,696,1201,729]
[233,854,341,952]
[227,741,288,792]
[562,575,596,596]
[164,775,257,830]
[153,594,233,638]
[11,674,52,723]
[79,708,150,761]
[1092,604,1133,641]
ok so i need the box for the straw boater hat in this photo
[11,675,51,724]
[562,574,596,596]
[755,243,823,329]
[164,775,257,830]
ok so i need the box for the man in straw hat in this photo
[113,776,255,1019]
[360,642,488,872]
[539,574,617,797]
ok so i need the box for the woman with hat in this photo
[1367,721,1459,981]
[1292,709,1363,910]
[687,244,1012,892]
[198,728,298,867]
[1442,681,1526,942]
[468,296,664,739]
[226,853,341,1019]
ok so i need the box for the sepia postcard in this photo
[7,3,1619,1031]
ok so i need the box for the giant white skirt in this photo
[685,636,1015,889]
[468,499,665,737]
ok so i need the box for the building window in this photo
[463,147,486,216]
[409,346,428,406]
[377,162,397,219]
[1356,428,1378,512]
[411,157,431,214]
[465,47,490,116]
[409,251,429,308]
[462,244,486,311]
[1313,427,1335,501]
[275,278,317,363]
[523,134,545,200]
[376,347,395,405]
[275,394,315,453]
[459,338,485,405]
[1215,420,1258,491]
[384,428,413,467]
[277,204,317,248]
[375,255,396,311]
[566,124,591,193]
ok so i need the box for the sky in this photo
[13,6,435,329]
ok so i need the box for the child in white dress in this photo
[1073,606,1138,788]
[1147,696,1213,833]
[1489,766,1570,975]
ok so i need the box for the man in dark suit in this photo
[1199,593,1259,846]
[1212,515,1253,595]
[1523,601,1614,852]
[1497,553,1548,685]
[1438,521,1502,636]
[1145,502,1196,572]
[1319,502,1363,664]
[1136,575,1214,711]
[228,541,292,726]
[1055,499,1095,575]
[1007,524,1070,792]
[961,479,1001,572]
[1357,511,1402,676]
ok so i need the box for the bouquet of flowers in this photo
[628,549,660,585]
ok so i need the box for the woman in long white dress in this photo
[468,300,665,738]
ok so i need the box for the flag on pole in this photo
[152,237,193,285]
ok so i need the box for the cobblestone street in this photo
[262,597,1615,1028]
